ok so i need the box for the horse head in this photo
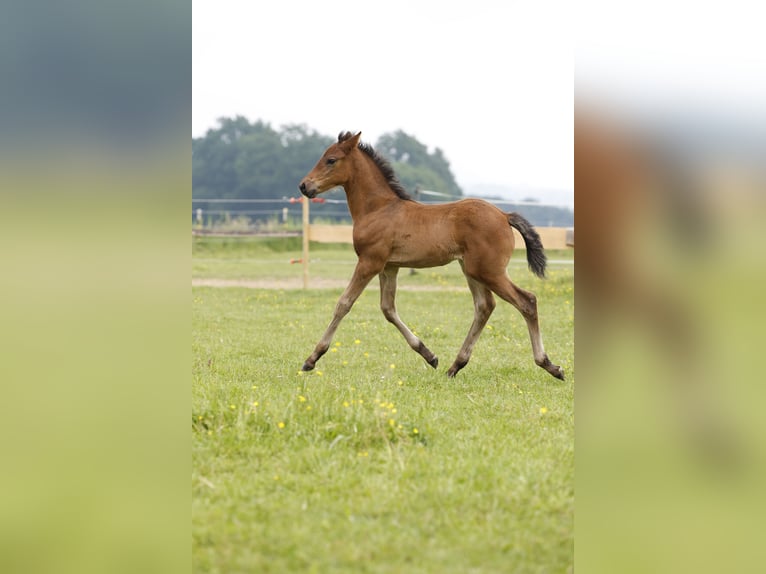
[299,131,361,198]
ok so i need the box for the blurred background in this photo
[0,1,189,573]
[576,1,766,572]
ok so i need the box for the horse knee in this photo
[467,283,495,317]
[380,302,397,322]
[333,302,351,320]
[477,296,496,316]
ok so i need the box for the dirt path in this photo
[192,277,468,291]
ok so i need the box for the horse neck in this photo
[343,154,399,221]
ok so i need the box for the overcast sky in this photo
[193,0,573,203]
[194,1,764,207]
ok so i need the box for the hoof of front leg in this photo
[302,361,315,372]
[551,366,565,381]
[417,342,438,369]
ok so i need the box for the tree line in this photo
[192,117,463,202]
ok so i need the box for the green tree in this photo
[192,119,333,200]
[192,116,265,199]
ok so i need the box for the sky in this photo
[193,0,573,205]
[194,1,765,209]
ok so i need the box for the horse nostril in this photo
[299,182,306,193]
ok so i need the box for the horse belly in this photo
[389,231,460,268]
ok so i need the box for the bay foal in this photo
[299,131,564,380]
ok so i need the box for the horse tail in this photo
[507,213,547,279]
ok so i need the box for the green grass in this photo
[192,238,574,573]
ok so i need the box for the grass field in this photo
[192,237,574,573]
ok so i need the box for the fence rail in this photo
[191,195,574,229]
[192,196,573,288]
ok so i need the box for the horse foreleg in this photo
[379,265,438,368]
[302,261,378,371]
[488,275,565,380]
[447,274,496,377]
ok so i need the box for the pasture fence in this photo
[192,196,573,288]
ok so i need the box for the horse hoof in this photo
[447,358,467,378]
[428,356,439,369]
[552,367,565,381]
[302,362,314,371]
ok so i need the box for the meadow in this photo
[192,236,574,573]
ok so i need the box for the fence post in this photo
[302,197,309,289]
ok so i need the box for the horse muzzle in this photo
[299,180,318,199]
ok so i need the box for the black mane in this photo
[338,131,413,201]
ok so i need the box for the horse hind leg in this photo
[379,266,438,368]
[487,274,565,380]
[447,270,496,377]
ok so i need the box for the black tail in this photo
[508,213,547,279]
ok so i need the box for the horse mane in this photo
[338,131,413,201]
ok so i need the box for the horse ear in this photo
[340,131,362,152]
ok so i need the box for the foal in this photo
[299,131,564,380]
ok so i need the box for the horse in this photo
[298,131,564,380]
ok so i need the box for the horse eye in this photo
[326,158,337,166]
